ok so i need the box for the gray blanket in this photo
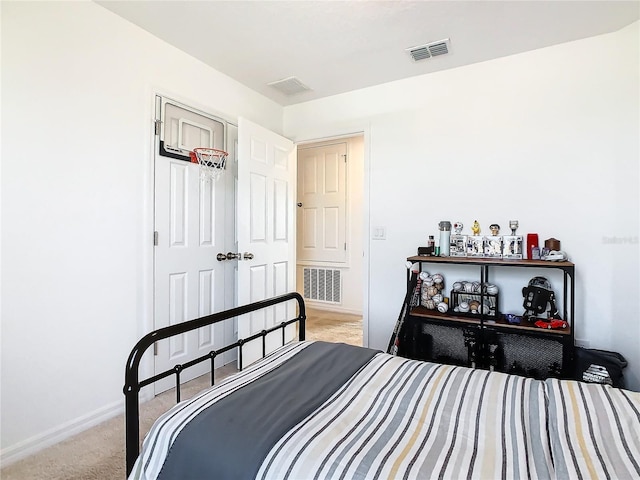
[157,342,379,479]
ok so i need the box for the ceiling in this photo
[97,1,639,107]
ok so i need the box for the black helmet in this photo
[528,276,552,291]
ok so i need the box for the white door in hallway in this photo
[297,143,347,264]
[153,96,228,394]
[236,117,297,368]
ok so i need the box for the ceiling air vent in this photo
[267,76,312,96]
[406,39,450,62]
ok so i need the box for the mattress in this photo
[129,341,640,480]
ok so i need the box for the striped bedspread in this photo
[546,378,640,480]
[130,341,639,480]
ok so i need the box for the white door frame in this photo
[293,127,371,346]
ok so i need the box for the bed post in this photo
[124,384,140,475]
[124,330,156,476]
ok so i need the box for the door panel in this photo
[237,117,296,368]
[296,143,347,263]
[154,96,227,394]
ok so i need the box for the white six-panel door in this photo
[153,97,227,394]
[297,142,347,264]
[237,117,296,368]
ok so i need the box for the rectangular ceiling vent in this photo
[406,39,450,62]
[267,76,312,96]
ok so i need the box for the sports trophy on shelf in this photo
[503,220,523,259]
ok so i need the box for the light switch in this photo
[372,226,386,240]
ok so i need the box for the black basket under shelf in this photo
[449,290,499,319]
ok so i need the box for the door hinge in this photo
[154,342,158,356]
[342,154,347,163]
[154,119,162,136]
[154,231,158,246]
[344,242,347,250]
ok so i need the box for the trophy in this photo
[504,220,523,259]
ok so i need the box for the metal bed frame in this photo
[123,292,306,476]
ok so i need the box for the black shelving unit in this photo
[398,255,575,379]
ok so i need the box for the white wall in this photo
[296,135,364,315]
[1,1,283,462]
[284,22,640,390]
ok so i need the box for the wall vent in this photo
[303,267,341,304]
[406,39,450,62]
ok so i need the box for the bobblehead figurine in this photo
[471,220,481,235]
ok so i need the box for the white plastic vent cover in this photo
[303,267,341,304]
[267,76,312,95]
[406,39,450,62]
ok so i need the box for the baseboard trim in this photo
[0,399,123,467]
[305,301,362,316]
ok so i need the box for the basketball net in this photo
[190,148,228,182]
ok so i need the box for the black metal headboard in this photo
[123,292,306,476]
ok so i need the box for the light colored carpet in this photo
[0,308,362,480]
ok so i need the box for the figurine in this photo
[509,220,519,236]
[522,276,561,320]
[471,220,480,235]
[453,222,463,235]
[489,224,500,236]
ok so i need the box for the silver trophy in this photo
[509,220,519,236]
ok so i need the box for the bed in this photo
[124,293,640,479]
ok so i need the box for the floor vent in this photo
[303,267,341,304]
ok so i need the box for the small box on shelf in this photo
[484,236,503,258]
[449,235,468,257]
[467,236,485,257]
[502,235,524,259]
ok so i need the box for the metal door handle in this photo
[216,253,227,261]
[243,252,254,260]
[226,252,240,260]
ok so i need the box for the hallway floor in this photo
[305,307,363,346]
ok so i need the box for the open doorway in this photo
[295,135,364,346]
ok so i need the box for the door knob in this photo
[297,202,303,207]
[226,252,240,260]
[216,253,227,261]
[243,252,254,260]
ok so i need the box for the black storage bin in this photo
[574,348,627,388]
[489,329,566,379]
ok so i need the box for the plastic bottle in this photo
[439,221,451,256]
[428,235,435,256]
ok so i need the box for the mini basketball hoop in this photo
[189,148,228,181]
